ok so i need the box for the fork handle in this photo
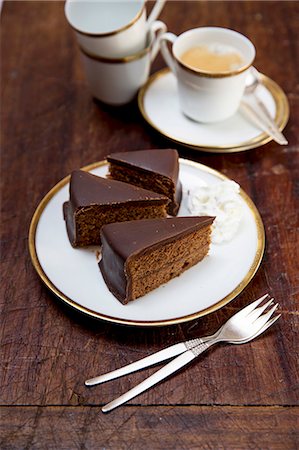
[85,338,209,387]
[85,343,187,386]
[102,341,213,413]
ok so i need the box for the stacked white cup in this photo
[65,0,166,105]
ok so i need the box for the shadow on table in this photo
[48,277,273,351]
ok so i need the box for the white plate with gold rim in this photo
[138,68,289,153]
[29,159,265,327]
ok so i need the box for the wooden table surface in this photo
[1,1,298,448]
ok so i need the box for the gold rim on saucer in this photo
[28,159,265,327]
[138,68,289,153]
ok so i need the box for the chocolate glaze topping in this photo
[107,149,179,180]
[107,149,182,215]
[63,170,169,246]
[68,170,168,208]
[99,216,215,303]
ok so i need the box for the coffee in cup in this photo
[180,43,244,73]
[160,27,256,123]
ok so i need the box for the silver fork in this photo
[86,294,277,387]
[86,294,280,413]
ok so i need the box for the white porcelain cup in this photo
[80,21,166,105]
[160,27,256,123]
[65,0,166,58]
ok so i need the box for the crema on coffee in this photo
[180,43,244,73]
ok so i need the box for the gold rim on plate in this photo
[138,68,289,153]
[29,159,265,327]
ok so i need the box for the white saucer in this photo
[138,68,289,153]
[29,159,265,327]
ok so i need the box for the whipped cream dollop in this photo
[188,180,243,244]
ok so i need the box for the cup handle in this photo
[147,0,166,26]
[149,21,167,62]
[160,32,177,73]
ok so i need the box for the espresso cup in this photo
[80,21,166,105]
[65,0,166,58]
[160,27,256,123]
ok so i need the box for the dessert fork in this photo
[85,294,280,412]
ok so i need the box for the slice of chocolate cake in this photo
[63,170,169,247]
[107,149,182,216]
[99,216,215,304]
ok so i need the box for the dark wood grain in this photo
[1,406,298,450]
[1,1,298,448]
